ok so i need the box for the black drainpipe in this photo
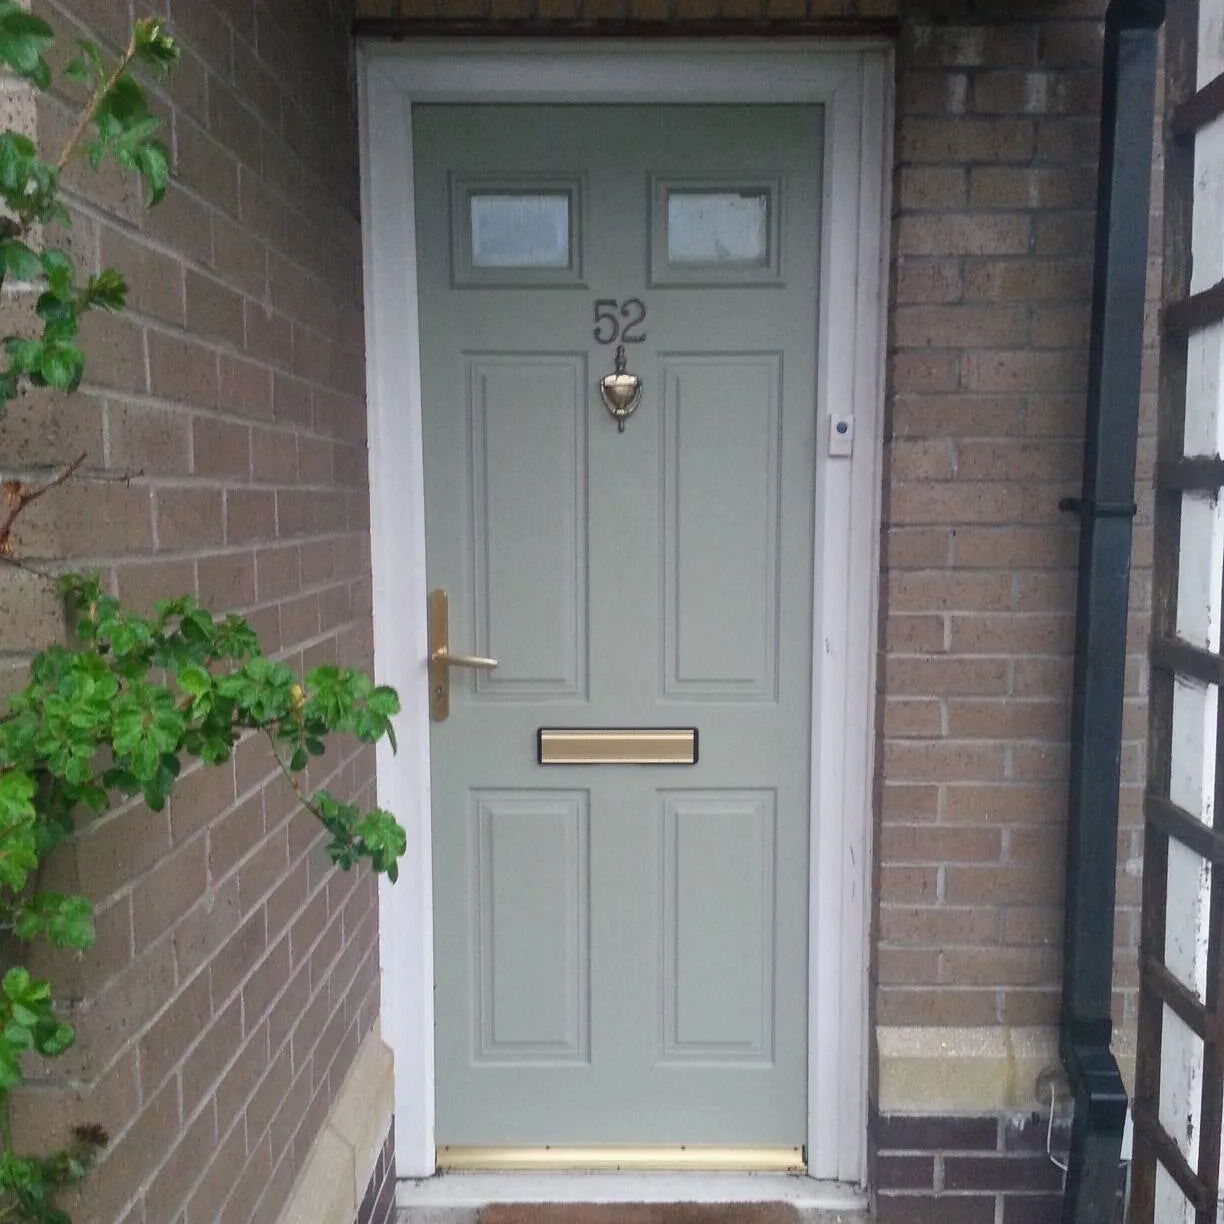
[1059,3,1164,1222]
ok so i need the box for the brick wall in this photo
[880,5,1155,1037]
[0,0,383,1221]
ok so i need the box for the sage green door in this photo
[416,104,822,1150]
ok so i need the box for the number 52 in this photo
[593,298,648,345]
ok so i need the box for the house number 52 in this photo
[593,298,648,345]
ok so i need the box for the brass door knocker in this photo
[599,344,642,433]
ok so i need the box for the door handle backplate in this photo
[428,589,498,721]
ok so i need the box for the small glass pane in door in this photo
[650,178,783,286]
[667,192,769,266]
[470,194,571,269]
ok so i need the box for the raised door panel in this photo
[661,355,782,699]
[659,790,777,1064]
[474,791,591,1063]
[468,356,588,698]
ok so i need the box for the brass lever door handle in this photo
[428,589,498,721]
[431,645,499,670]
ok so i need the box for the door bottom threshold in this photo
[397,1170,869,1212]
[436,1147,804,1173]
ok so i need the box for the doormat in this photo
[480,1205,802,1224]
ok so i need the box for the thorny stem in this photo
[0,452,86,557]
[263,728,328,830]
[57,33,139,173]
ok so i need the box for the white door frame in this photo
[357,39,892,1189]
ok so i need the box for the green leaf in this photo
[0,767,34,822]
[135,139,169,206]
[83,267,126,312]
[2,967,31,1001]
[40,340,84,390]
[0,238,39,282]
[3,1019,33,1051]
[36,290,74,324]
[13,893,95,951]
[0,770,37,891]
[133,18,179,74]
[368,685,401,717]
[6,335,41,373]
[177,664,211,697]
[41,248,73,296]
[0,7,53,84]
[0,1042,22,1091]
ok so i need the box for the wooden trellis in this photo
[1132,2,1224,1221]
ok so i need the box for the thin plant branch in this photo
[263,727,326,826]
[57,34,139,173]
[0,452,86,557]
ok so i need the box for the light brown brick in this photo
[972,69,1098,116]
[891,394,1027,438]
[900,118,1035,164]
[156,487,225,552]
[893,303,1029,349]
[100,225,185,325]
[945,864,1063,906]
[139,971,213,1095]
[187,270,246,348]
[894,258,965,305]
[885,656,1010,697]
[876,987,999,1027]
[176,119,240,216]
[964,257,1093,303]
[133,837,209,951]
[943,784,1065,825]
[149,331,220,409]
[897,213,1032,258]
[884,741,1007,783]
[198,550,257,609]
[946,699,1069,742]
[879,905,999,947]
[941,946,1061,987]
[887,572,1013,613]
[144,1099,218,1224]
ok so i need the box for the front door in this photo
[416,104,823,1154]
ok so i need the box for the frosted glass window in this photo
[470,194,571,269]
[667,192,770,266]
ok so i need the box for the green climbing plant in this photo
[0,12,405,1222]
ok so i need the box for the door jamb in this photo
[357,39,893,1190]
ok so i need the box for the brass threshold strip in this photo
[436,1146,805,1173]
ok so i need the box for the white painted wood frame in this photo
[357,39,892,1191]
[1152,8,1224,1219]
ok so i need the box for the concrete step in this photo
[398,1212,871,1224]
[395,1174,870,1224]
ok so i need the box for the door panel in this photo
[416,104,822,1148]
[662,354,781,697]
[468,355,588,697]
[661,790,777,1063]
[473,790,590,1062]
